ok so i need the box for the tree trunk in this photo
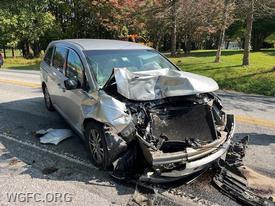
[24,42,32,58]
[3,47,6,58]
[226,41,230,49]
[215,0,228,63]
[12,47,15,58]
[32,42,41,58]
[171,0,177,57]
[215,28,226,63]
[184,38,191,54]
[177,41,182,54]
[252,32,265,51]
[155,31,163,51]
[155,35,162,51]
[243,0,254,66]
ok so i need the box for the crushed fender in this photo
[213,136,275,206]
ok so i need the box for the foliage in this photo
[0,0,275,60]
[265,33,275,45]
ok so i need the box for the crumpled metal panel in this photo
[81,90,132,133]
[114,68,219,101]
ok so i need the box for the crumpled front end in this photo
[139,114,235,182]
[120,93,235,182]
[87,68,235,182]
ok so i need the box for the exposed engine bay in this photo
[102,75,235,181]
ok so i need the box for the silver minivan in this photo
[40,39,235,182]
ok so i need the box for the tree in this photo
[87,0,146,38]
[141,0,171,50]
[251,15,275,51]
[170,0,178,56]
[242,0,254,66]
[214,0,236,63]
[0,0,56,58]
[0,9,19,58]
[238,0,275,66]
[176,0,227,54]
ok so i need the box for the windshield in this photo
[84,49,177,87]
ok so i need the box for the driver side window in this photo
[52,47,68,72]
[66,50,84,87]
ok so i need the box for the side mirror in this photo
[64,79,78,90]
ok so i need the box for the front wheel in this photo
[43,85,55,111]
[85,122,109,169]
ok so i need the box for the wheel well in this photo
[42,82,46,94]
[83,118,103,131]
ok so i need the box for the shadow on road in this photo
[217,90,275,112]
[234,133,275,146]
[218,91,275,105]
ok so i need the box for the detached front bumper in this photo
[140,114,235,183]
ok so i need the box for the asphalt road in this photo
[0,69,274,206]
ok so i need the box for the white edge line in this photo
[0,133,97,170]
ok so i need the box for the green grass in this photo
[2,57,41,70]
[0,49,41,70]
[169,49,275,96]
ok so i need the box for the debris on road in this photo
[35,128,54,136]
[213,136,275,206]
[37,129,73,145]
[42,166,59,175]
[131,183,156,206]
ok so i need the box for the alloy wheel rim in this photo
[89,129,104,165]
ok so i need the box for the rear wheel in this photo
[85,122,109,169]
[43,85,54,111]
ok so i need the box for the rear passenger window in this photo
[44,46,54,65]
[66,50,84,86]
[52,47,68,71]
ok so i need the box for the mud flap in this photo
[213,136,275,206]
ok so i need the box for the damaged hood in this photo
[106,68,219,101]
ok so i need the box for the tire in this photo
[85,122,110,169]
[43,85,55,111]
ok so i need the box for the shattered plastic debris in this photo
[213,136,275,206]
[38,129,73,145]
[35,128,54,137]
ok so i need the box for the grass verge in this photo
[1,57,41,70]
[169,49,275,96]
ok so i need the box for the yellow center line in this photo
[235,115,275,129]
[0,78,40,88]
